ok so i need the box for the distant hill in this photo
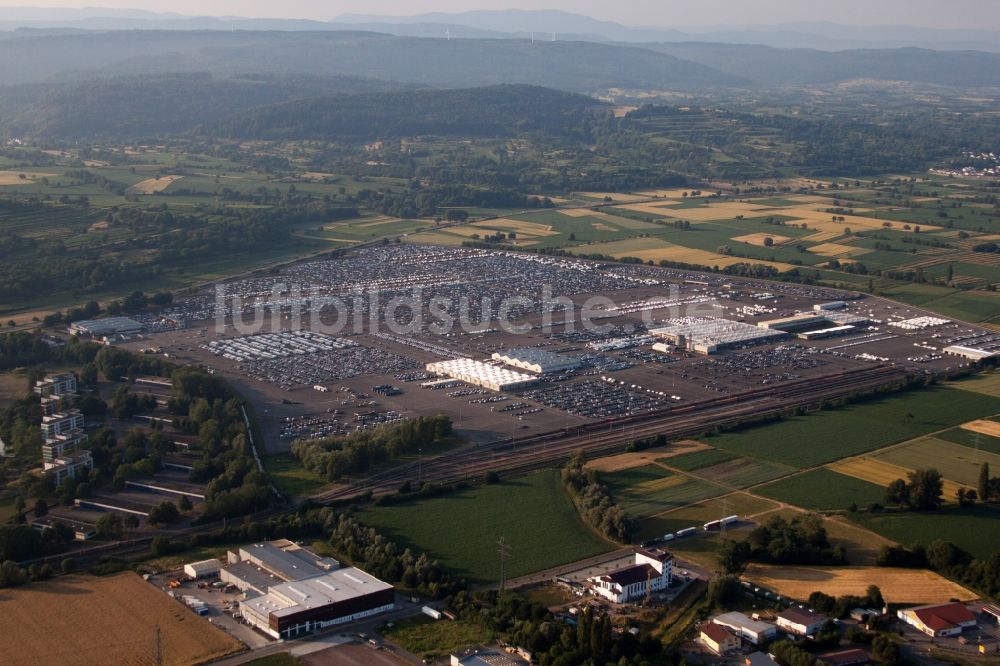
[199,84,608,141]
[644,43,1000,86]
[0,73,419,139]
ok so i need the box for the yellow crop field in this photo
[806,243,872,258]
[802,231,844,242]
[130,175,183,194]
[404,231,467,246]
[732,233,792,247]
[0,573,244,666]
[575,191,649,202]
[585,440,709,472]
[962,419,1000,437]
[872,437,1000,487]
[744,564,977,605]
[822,517,895,565]
[470,219,558,236]
[586,239,799,272]
[789,208,942,233]
[830,455,971,501]
[0,171,57,185]
[612,202,683,217]
[828,457,913,487]
[635,473,691,494]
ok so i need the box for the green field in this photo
[755,468,886,511]
[701,385,1000,468]
[262,453,329,498]
[601,464,723,518]
[871,437,1000,487]
[664,448,737,471]
[635,493,780,541]
[382,615,493,661]
[935,427,1000,454]
[692,458,796,489]
[359,470,612,584]
[851,504,1000,559]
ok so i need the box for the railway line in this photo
[314,364,912,502]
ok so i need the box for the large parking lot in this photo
[122,245,999,452]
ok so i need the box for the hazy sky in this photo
[1,1,999,30]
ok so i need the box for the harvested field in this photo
[744,564,976,605]
[575,191,649,203]
[612,202,682,217]
[0,572,244,666]
[592,222,617,232]
[585,238,797,272]
[829,456,971,501]
[807,243,872,258]
[634,188,693,198]
[469,219,559,236]
[584,440,709,472]
[802,231,844,243]
[822,516,895,565]
[0,171,57,185]
[129,175,183,194]
[962,419,1000,438]
[732,233,792,247]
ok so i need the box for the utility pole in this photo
[154,624,162,666]
[497,536,511,593]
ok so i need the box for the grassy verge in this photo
[382,616,493,661]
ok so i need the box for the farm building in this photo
[777,607,828,636]
[491,348,581,374]
[425,358,538,391]
[712,612,778,645]
[943,346,997,361]
[649,319,787,354]
[699,622,741,655]
[588,548,672,603]
[897,602,977,637]
[239,567,394,640]
[68,317,144,338]
[184,559,223,579]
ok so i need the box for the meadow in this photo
[851,504,1000,559]
[755,468,886,511]
[359,470,613,584]
[700,385,1000,468]
[600,464,723,518]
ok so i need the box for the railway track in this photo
[314,364,911,502]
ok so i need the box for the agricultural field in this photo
[744,564,976,606]
[262,453,330,498]
[952,371,1000,398]
[0,573,244,666]
[600,464,724,519]
[936,426,1000,454]
[851,504,1000,559]
[756,468,886,511]
[359,470,613,584]
[700,385,1000,468]
[870,437,1000,488]
[636,492,780,541]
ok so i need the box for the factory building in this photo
[68,317,144,339]
[215,541,395,639]
[776,607,828,636]
[814,301,847,311]
[649,319,787,355]
[239,567,395,639]
[943,345,997,361]
[588,548,672,603]
[425,358,538,391]
[491,348,581,374]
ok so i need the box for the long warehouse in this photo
[491,348,581,374]
[425,358,538,391]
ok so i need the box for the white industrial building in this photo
[649,319,787,354]
[184,559,223,579]
[776,607,828,636]
[712,611,778,645]
[68,317,144,338]
[588,548,672,603]
[943,345,997,361]
[425,358,538,391]
[491,348,581,374]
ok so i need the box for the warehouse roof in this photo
[243,568,393,619]
[492,348,581,372]
[239,541,338,581]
